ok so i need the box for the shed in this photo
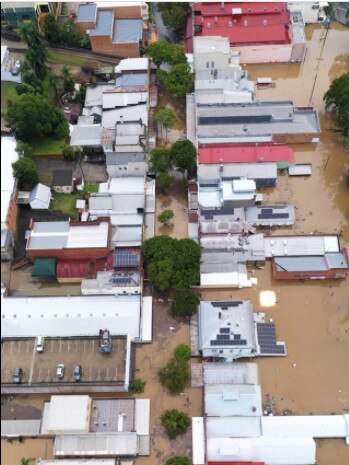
[288,164,312,176]
[51,170,74,193]
[31,257,57,278]
[29,183,52,210]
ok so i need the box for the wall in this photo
[90,36,140,58]
[6,196,18,235]
[76,21,96,35]
[271,261,348,280]
[232,44,292,63]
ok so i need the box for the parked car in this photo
[10,60,21,76]
[13,368,23,384]
[73,365,82,382]
[56,364,65,379]
[36,336,45,352]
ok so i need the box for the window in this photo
[312,4,320,10]
[206,61,209,69]
[219,350,223,354]
[211,61,214,68]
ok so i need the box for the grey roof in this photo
[85,84,115,108]
[29,183,51,204]
[198,163,277,182]
[275,253,348,272]
[1,420,42,437]
[199,300,257,351]
[325,252,348,269]
[205,384,262,417]
[245,205,295,226]
[32,221,69,233]
[206,417,262,439]
[89,10,114,37]
[51,170,73,187]
[113,19,143,43]
[106,152,145,165]
[102,104,148,129]
[202,362,259,385]
[70,125,103,147]
[89,193,144,214]
[77,3,97,23]
[54,433,139,456]
[112,225,142,246]
[115,73,149,88]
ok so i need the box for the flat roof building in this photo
[245,205,295,227]
[205,384,262,417]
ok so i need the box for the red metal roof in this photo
[56,259,91,279]
[94,251,114,274]
[198,143,294,164]
[186,12,193,53]
[193,2,290,45]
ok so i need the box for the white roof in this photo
[102,104,148,130]
[194,36,231,55]
[1,45,8,65]
[206,416,262,438]
[99,177,145,195]
[1,419,41,437]
[192,417,205,465]
[37,461,116,465]
[233,179,257,193]
[135,399,150,435]
[264,235,340,257]
[1,294,142,339]
[262,414,349,439]
[205,384,262,417]
[45,396,90,433]
[200,271,253,288]
[203,362,259,385]
[1,136,18,224]
[141,296,152,342]
[288,164,312,176]
[29,183,52,209]
[207,437,316,464]
[102,91,147,109]
[115,57,149,73]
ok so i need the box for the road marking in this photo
[28,343,36,385]
[59,340,62,352]
[83,340,86,352]
[106,368,109,380]
[89,368,92,380]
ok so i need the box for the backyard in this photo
[50,183,99,219]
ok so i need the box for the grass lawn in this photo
[47,50,89,67]
[50,184,99,219]
[1,82,20,111]
[30,138,67,156]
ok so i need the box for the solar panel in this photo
[204,208,235,216]
[217,334,230,340]
[234,334,241,339]
[211,301,243,308]
[257,213,289,220]
[200,183,219,188]
[222,176,240,181]
[220,328,230,334]
[257,323,286,355]
[114,249,140,268]
[204,215,214,220]
[210,339,247,346]
[112,277,132,284]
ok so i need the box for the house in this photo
[51,169,74,193]
[1,136,19,261]
[70,125,104,148]
[198,142,295,169]
[198,179,257,210]
[332,2,349,25]
[28,183,52,210]
[25,219,111,261]
[287,2,328,23]
[245,205,295,227]
[192,2,306,63]
[191,100,320,145]
[195,300,286,360]
[76,2,148,58]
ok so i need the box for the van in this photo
[36,336,44,352]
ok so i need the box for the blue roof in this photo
[89,10,113,37]
[115,73,148,88]
[77,3,97,23]
[113,19,143,43]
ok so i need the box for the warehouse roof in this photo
[274,253,348,272]
[113,18,143,43]
[245,205,295,226]
[264,235,340,257]
[206,416,262,438]
[198,143,294,164]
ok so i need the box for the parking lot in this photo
[1,336,128,388]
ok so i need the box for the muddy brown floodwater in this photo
[2,23,349,465]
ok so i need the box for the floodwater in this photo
[1,438,54,464]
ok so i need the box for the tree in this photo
[145,40,172,66]
[16,141,34,158]
[324,73,349,134]
[171,290,199,319]
[171,139,197,174]
[12,157,39,189]
[158,209,174,225]
[60,19,81,46]
[43,13,61,44]
[6,94,69,142]
[174,344,191,361]
[130,378,147,393]
[158,3,189,31]
[16,70,43,95]
[20,459,35,465]
[19,22,44,48]
[157,172,171,191]
[155,107,176,139]
[61,65,75,93]
[149,147,173,173]
[165,63,192,97]
[148,257,174,292]
[165,458,192,465]
[156,68,168,85]
[61,144,75,161]
[158,357,190,394]
[142,235,176,262]
[168,44,187,65]
[19,23,47,80]
[161,409,190,439]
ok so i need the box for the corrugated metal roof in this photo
[57,259,90,279]
[102,104,148,129]
[203,362,259,385]
[205,384,262,417]
[135,399,150,435]
[77,3,97,23]
[37,461,116,465]
[264,235,340,257]
[288,164,312,176]
[71,125,104,147]
[206,416,262,438]
[106,152,145,165]
[1,420,42,437]
[115,58,149,73]
[113,19,143,43]
[115,73,149,88]
[29,184,51,208]
[89,10,114,37]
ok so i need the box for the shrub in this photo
[158,209,174,225]
[165,457,192,465]
[161,409,190,439]
[171,290,199,319]
[174,344,191,361]
[129,378,146,393]
[158,357,190,394]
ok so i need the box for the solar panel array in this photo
[111,276,132,284]
[200,183,219,188]
[257,213,289,219]
[211,301,243,308]
[114,249,140,268]
[210,339,247,346]
[257,323,286,355]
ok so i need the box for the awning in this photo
[32,257,57,278]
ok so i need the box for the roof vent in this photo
[214,16,218,23]
[207,22,211,29]
[228,21,232,27]
[244,20,248,27]
[263,19,267,26]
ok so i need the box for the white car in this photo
[36,336,44,352]
[56,364,65,379]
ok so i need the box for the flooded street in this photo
[1,438,54,464]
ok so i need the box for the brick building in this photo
[76,2,148,57]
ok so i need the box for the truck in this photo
[99,329,112,354]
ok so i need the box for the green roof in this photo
[32,257,57,278]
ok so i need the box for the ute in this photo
[99,329,112,354]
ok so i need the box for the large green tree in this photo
[324,73,349,134]
[171,139,197,173]
[155,107,176,138]
[158,357,190,394]
[145,40,172,66]
[149,147,173,173]
[19,22,47,80]
[165,63,192,97]
[158,3,189,31]
[165,459,192,465]
[161,409,190,439]
[6,94,69,142]
[43,13,61,44]
[171,290,200,319]
[12,157,39,189]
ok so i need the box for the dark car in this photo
[13,368,23,384]
[73,365,82,382]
